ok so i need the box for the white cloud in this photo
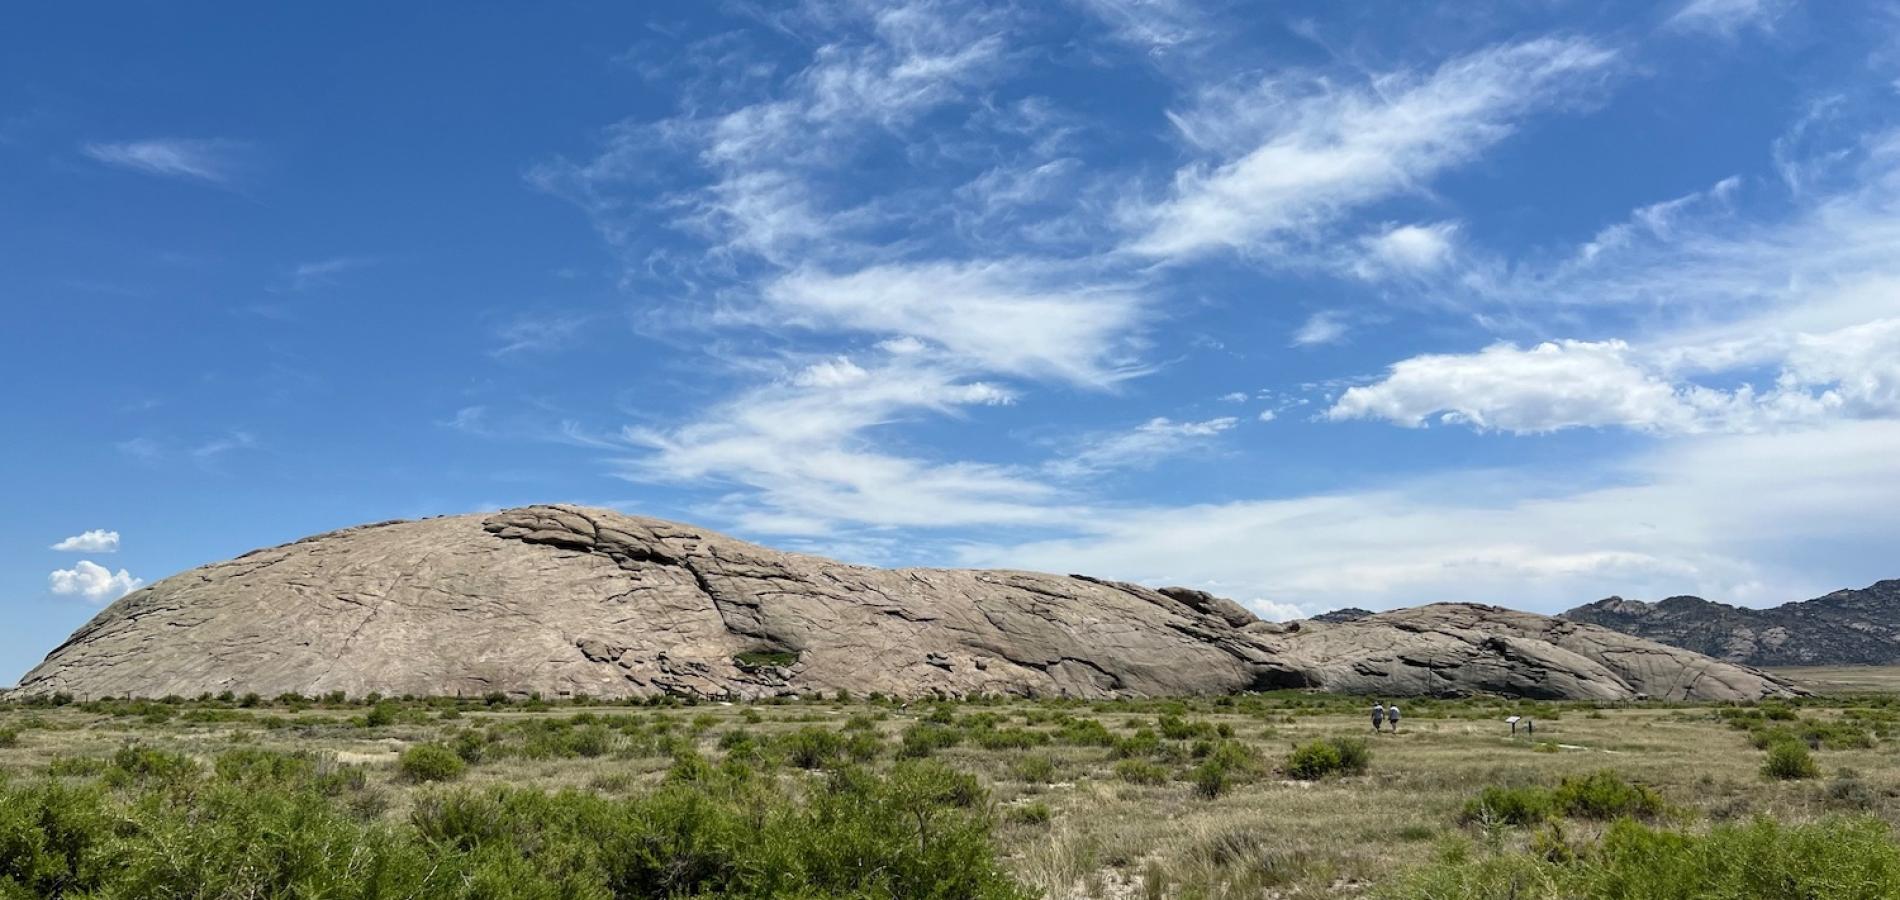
[1249,599,1307,622]
[1326,318,1900,435]
[1355,221,1460,277]
[48,560,142,603]
[287,256,375,290]
[116,437,162,462]
[191,431,257,460]
[1071,0,1209,53]
[1327,340,1697,433]
[531,0,1014,267]
[81,138,248,185]
[958,418,1900,614]
[1334,128,1900,437]
[51,530,120,553]
[491,313,590,358]
[1128,38,1616,259]
[1257,409,1276,423]
[765,260,1147,387]
[620,354,1063,534]
[1049,416,1237,478]
[1665,0,1790,37]
[1291,311,1349,347]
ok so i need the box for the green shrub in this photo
[1190,741,1259,799]
[1551,771,1665,821]
[362,701,398,728]
[1012,753,1058,784]
[1800,719,1876,750]
[969,727,1047,751]
[733,649,799,669]
[1382,817,1900,899]
[779,726,846,769]
[0,726,18,748]
[1763,740,1819,780]
[1463,785,1555,826]
[398,742,467,783]
[107,744,199,785]
[451,729,489,764]
[1055,717,1115,747]
[897,722,963,759]
[842,730,884,762]
[1158,714,1219,741]
[1115,759,1170,786]
[46,756,109,778]
[1284,736,1370,780]
[214,747,316,786]
[1006,801,1053,826]
[1110,728,1164,759]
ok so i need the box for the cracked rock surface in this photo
[11,505,1799,701]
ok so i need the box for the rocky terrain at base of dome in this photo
[12,505,1797,702]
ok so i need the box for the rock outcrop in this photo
[12,505,1798,702]
[1564,581,1900,667]
[1277,605,1798,701]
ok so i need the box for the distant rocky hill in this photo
[1564,580,1900,667]
[12,505,1796,702]
[1310,607,1373,624]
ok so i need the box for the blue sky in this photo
[6,0,1900,684]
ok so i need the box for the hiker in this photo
[1371,701,1385,733]
[1387,702,1402,733]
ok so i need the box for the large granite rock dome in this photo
[12,505,1797,702]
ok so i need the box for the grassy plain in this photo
[4,685,1900,897]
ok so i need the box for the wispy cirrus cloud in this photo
[1126,38,1618,260]
[284,256,376,291]
[1048,415,1238,478]
[618,350,1062,535]
[1665,0,1791,38]
[763,260,1148,387]
[490,313,593,358]
[81,138,251,186]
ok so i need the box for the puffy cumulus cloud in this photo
[1129,38,1616,259]
[1248,599,1308,622]
[1326,340,1696,433]
[49,561,142,603]
[1048,416,1238,478]
[1327,315,1900,435]
[51,530,120,553]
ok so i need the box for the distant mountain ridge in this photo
[1563,580,1900,667]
